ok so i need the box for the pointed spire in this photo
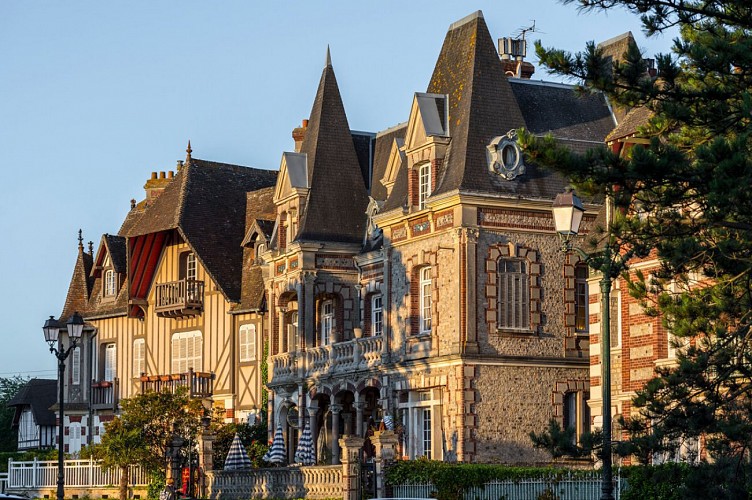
[78,229,84,252]
[186,140,192,163]
[88,241,94,256]
[325,45,332,67]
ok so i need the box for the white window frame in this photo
[398,389,442,460]
[574,265,589,333]
[71,347,81,386]
[371,294,383,336]
[18,409,37,448]
[104,269,117,297]
[186,252,197,281]
[419,267,432,334]
[171,330,202,374]
[418,162,431,210]
[286,311,298,352]
[133,339,145,376]
[320,301,334,346]
[497,259,530,331]
[104,343,116,382]
[68,422,82,456]
[239,324,257,362]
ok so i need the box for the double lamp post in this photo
[42,312,84,500]
[553,190,631,500]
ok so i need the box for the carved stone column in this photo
[307,402,319,462]
[303,272,317,349]
[330,403,342,465]
[354,400,365,437]
[197,428,214,498]
[339,435,365,500]
[371,430,399,499]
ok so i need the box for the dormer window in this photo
[418,162,432,210]
[104,269,117,297]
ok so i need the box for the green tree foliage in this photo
[530,419,602,460]
[518,0,752,484]
[0,376,29,452]
[89,388,204,500]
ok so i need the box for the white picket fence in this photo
[393,471,625,500]
[7,458,148,488]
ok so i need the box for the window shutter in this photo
[71,347,81,385]
[104,344,116,382]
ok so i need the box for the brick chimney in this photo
[144,170,175,205]
[292,119,309,153]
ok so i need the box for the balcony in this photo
[140,369,214,398]
[91,379,119,410]
[154,279,204,318]
[269,335,383,385]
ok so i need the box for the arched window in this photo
[186,252,197,281]
[497,259,529,330]
[418,162,432,210]
[419,267,432,334]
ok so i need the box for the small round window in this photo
[501,143,519,169]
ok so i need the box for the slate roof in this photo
[103,234,127,274]
[352,131,376,191]
[8,379,57,427]
[510,80,615,142]
[61,244,94,322]
[426,11,528,197]
[236,186,276,312]
[606,106,653,142]
[370,123,407,202]
[382,12,616,211]
[121,158,277,302]
[296,58,370,244]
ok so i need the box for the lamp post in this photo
[43,312,84,500]
[552,191,630,500]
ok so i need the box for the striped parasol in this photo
[293,421,315,465]
[263,424,286,464]
[224,433,252,470]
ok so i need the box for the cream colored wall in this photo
[233,312,265,414]
[90,314,142,398]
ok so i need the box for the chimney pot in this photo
[168,171,174,179]
[159,171,166,179]
[302,119,309,128]
[151,172,158,180]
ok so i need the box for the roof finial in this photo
[326,45,332,67]
[186,140,192,163]
[88,241,94,256]
[77,229,84,252]
[130,198,136,210]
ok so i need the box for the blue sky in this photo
[0,1,676,379]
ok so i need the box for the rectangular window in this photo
[497,259,530,330]
[239,324,257,362]
[133,339,145,376]
[104,269,117,297]
[420,267,432,334]
[421,408,432,459]
[418,163,431,210]
[104,344,116,382]
[171,331,202,374]
[186,253,197,281]
[71,347,81,386]
[371,294,383,336]
[321,301,334,346]
[575,265,589,332]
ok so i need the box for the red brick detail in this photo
[99,414,115,422]
[408,253,438,336]
[279,225,287,251]
[410,217,431,237]
[69,415,83,423]
[408,168,418,207]
[433,209,454,230]
[485,243,542,334]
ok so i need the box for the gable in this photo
[274,152,309,204]
[404,93,449,151]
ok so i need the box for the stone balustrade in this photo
[270,335,384,384]
[206,465,342,500]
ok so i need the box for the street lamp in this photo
[43,312,84,500]
[552,191,630,500]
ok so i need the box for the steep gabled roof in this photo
[91,234,127,277]
[370,123,407,201]
[61,239,94,322]
[122,158,277,302]
[8,379,57,427]
[427,11,527,197]
[606,106,653,142]
[296,56,370,244]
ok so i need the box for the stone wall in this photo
[470,363,589,463]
